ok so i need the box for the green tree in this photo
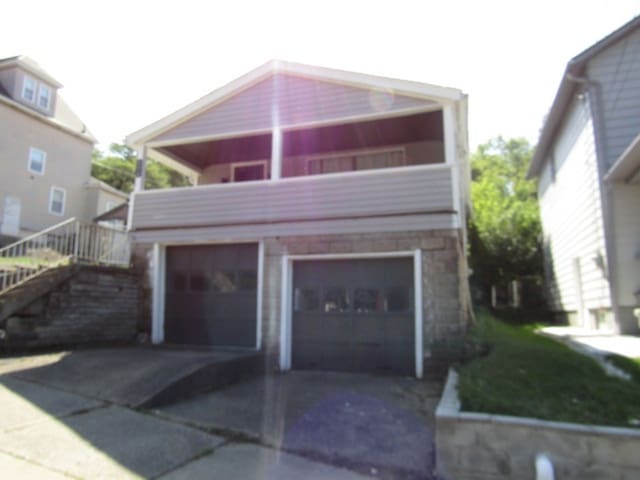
[469,137,543,305]
[91,143,191,193]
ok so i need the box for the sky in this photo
[1,0,639,153]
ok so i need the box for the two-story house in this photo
[126,60,471,377]
[0,55,120,243]
[529,17,640,334]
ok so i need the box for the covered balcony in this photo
[126,61,467,239]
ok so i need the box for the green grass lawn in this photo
[457,310,640,428]
[0,256,69,272]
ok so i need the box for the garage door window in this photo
[213,271,237,292]
[190,272,209,291]
[294,288,320,312]
[323,288,350,312]
[354,288,383,313]
[238,270,258,291]
[386,287,412,313]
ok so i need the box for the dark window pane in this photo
[238,270,257,291]
[173,273,186,292]
[386,287,412,312]
[190,273,209,291]
[294,288,319,312]
[323,288,350,313]
[354,288,382,313]
[212,270,237,292]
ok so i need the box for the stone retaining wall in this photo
[436,370,640,479]
[6,266,140,348]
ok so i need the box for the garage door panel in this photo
[385,318,414,343]
[292,258,414,375]
[294,342,325,370]
[352,315,386,343]
[292,312,325,338]
[165,244,258,347]
[351,344,385,371]
[323,316,350,342]
[323,345,353,371]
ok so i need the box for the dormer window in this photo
[22,75,36,102]
[38,84,51,111]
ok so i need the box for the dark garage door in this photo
[165,244,258,347]
[292,258,414,375]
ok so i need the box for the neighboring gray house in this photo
[126,60,471,377]
[529,17,640,334]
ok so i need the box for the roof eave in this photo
[605,132,640,182]
[528,15,640,179]
[126,60,464,148]
[0,94,94,144]
[527,63,582,178]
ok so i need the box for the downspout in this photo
[565,71,621,331]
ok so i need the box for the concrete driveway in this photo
[0,351,442,479]
[158,371,442,479]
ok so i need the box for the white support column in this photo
[151,242,166,344]
[271,127,282,181]
[134,146,147,192]
[279,255,290,370]
[255,240,265,350]
[414,249,424,379]
[443,103,462,229]
[443,104,456,165]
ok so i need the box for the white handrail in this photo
[0,218,131,295]
[0,217,77,256]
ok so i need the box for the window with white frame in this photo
[22,75,36,102]
[28,148,46,175]
[38,84,51,111]
[49,187,66,216]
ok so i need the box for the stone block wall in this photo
[436,371,640,480]
[260,229,472,371]
[6,266,140,348]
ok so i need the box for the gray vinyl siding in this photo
[132,165,454,232]
[611,184,640,307]
[587,26,640,170]
[154,74,438,143]
[538,97,610,316]
[586,26,640,318]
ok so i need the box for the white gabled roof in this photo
[126,60,463,147]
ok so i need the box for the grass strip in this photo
[458,311,640,428]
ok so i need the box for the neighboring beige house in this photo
[126,60,471,377]
[0,56,124,243]
[84,177,128,227]
[529,17,640,334]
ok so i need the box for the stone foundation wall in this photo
[436,371,640,480]
[261,229,471,372]
[6,266,140,348]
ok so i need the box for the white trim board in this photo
[279,250,424,378]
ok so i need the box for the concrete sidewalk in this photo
[0,367,372,479]
[540,326,640,358]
